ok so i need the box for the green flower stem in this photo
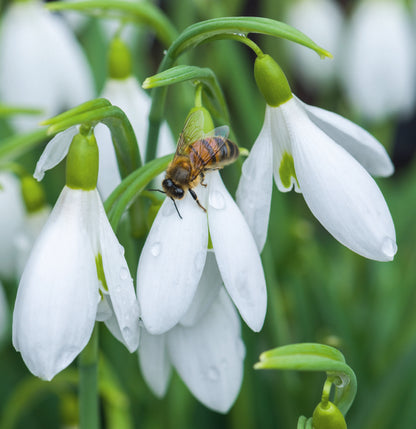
[104,154,173,230]
[145,16,331,162]
[79,326,100,429]
[143,65,230,122]
[0,128,48,162]
[0,105,43,117]
[46,0,178,47]
[255,343,357,416]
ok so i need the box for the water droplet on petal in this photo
[381,237,397,259]
[206,366,220,381]
[122,327,131,338]
[120,267,129,280]
[150,242,161,257]
[209,190,225,210]
[119,245,125,256]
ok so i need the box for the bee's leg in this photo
[200,172,207,187]
[189,189,207,212]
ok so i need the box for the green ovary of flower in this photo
[279,151,298,189]
[66,132,99,190]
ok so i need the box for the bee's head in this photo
[162,178,185,200]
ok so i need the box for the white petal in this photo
[95,190,140,352]
[34,126,78,181]
[138,329,171,397]
[137,190,208,334]
[0,172,25,281]
[282,99,397,261]
[180,250,222,327]
[236,108,274,252]
[0,2,94,132]
[340,1,416,121]
[12,187,100,380]
[167,289,245,413]
[301,98,394,177]
[207,172,267,332]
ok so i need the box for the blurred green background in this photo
[1,0,416,428]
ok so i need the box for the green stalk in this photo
[79,326,100,429]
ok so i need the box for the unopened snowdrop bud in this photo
[187,106,214,134]
[254,54,292,107]
[312,401,347,429]
[108,37,132,80]
[66,130,99,190]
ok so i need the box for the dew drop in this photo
[150,242,161,257]
[118,245,125,256]
[209,191,225,210]
[206,366,220,381]
[381,237,397,259]
[122,327,131,338]
[120,267,129,280]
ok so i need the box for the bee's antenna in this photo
[171,198,183,219]
[148,188,165,194]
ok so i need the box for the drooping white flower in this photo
[139,252,245,413]
[0,0,94,131]
[13,132,140,380]
[0,172,25,281]
[285,0,344,90]
[340,0,416,121]
[137,170,267,335]
[236,95,397,261]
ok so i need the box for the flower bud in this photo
[186,106,214,134]
[108,37,132,80]
[66,131,99,190]
[254,54,292,107]
[312,401,347,429]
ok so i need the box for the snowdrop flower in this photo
[13,131,140,380]
[139,252,245,413]
[0,0,94,131]
[340,0,416,121]
[94,37,175,199]
[0,172,25,281]
[236,54,397,261]
[137,166,267,335]
[285,0,344,90]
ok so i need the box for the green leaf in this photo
[0,129,48,162]
[46,0,178,47]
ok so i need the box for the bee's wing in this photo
[176,110,205,155]
[206,125,229,139]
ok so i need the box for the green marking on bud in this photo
[312,401,347,429]
[279,151,298,189]
[21,175,47,213]
[108,37,132,80]
[95,253,108,292]
[254,54,292,107]
[66,132,99,190]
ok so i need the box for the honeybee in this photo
[162,110,239,218]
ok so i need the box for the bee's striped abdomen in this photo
[189,137,240,170]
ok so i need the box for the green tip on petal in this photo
[66,132,99,190]
[95,253,108,292]
[312,401,347,429]
[108,37,132,80]
[254,54,292,107]
[21,175,47,213]
[279,151,299,189]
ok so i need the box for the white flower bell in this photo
[0,0,94,131]
[13,131,140,380]
[236,54,397,261]
[139,252,245,413]
[137,165,267,335]
[340,0,416,121]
